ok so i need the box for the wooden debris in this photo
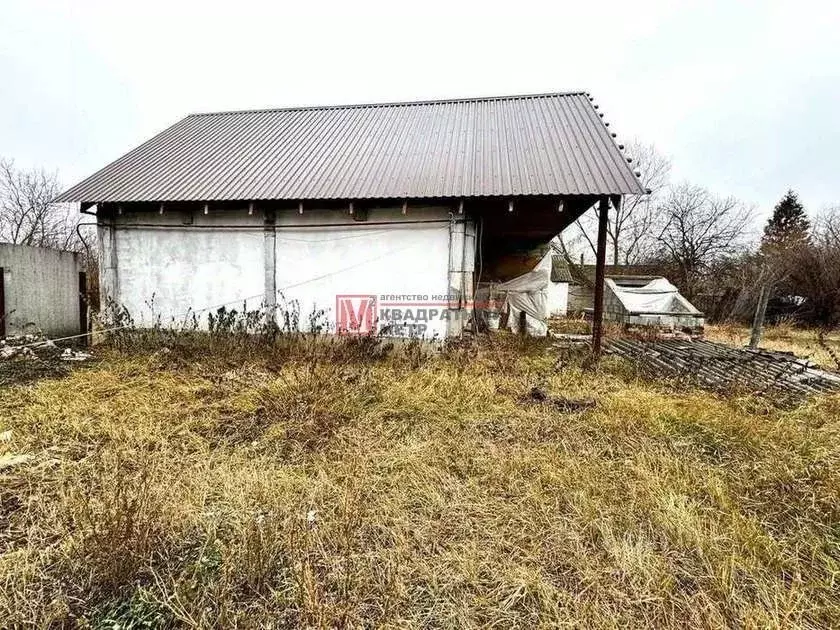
[523,387,597,412]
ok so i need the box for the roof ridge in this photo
[187,91,588,118]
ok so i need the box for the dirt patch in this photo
[0,336,93,387]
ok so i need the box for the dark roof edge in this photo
[68,192,621,205]
[187,91,588,118]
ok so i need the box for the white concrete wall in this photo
[103,208,265,327]
[547,281,569,316]
[274,207,458,338]
[103,205,474,338]
[0,244,82,337]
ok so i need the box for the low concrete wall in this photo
[568,283,593,315]
[0,244,82,337]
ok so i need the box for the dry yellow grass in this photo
[1,335,839,628]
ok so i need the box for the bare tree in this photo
[782,207,840,326]
[820,205,840,246]
[652,182,753,299]
[699,252,765,322]
[572,141,672,265]
[0,157,80,250]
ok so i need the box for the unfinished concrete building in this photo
[56,92,644,344]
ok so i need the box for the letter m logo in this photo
[336,295,377,335]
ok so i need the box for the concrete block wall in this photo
[0,244,82,337]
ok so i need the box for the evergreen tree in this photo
[761,190,810,253]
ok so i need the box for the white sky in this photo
[2,0,839,224]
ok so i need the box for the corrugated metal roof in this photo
[55,92,645,203]
[550,255,574,283]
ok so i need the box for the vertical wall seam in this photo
[264,209,277,320]
[102,213,121,307]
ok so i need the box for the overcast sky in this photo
[2,0,838,224]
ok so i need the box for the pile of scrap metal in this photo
[606,337,840,397]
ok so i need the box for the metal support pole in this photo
[78,271,88,341]
[592,196,609,357]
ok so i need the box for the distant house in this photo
[56,92,644,338]
[0,244,86,338]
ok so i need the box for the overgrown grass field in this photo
[1,334,839,628]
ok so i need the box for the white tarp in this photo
[609,278,702,316]
[492,254,552,336]
[496,268,550,321]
